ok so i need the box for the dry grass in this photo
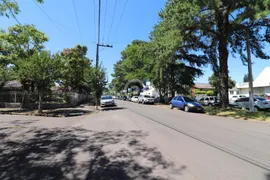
[204,107,270,121]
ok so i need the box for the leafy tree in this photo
[0,24,48,95]
[149,15,207,98]
[60,45,92,93]
[161,0,270,108]
[111,40,155,93]
[243,74,254,83]
[16,51,61,113]
[0,24,48,62]
[88,65,107,109]
[0,0,43,18]
[209,73,236,96]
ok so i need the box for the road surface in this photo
[0,100,270,180]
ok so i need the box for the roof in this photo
[3,81,22,88]
[236,67,270,88]
[194,83,214,89]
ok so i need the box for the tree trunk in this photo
[20,90,26,111]
[95,97,98,110]
[38,91,43,113]
[246,29,254,112]
[218,40,229,109]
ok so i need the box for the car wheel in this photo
[170,104,173,109]
[142,100,145,104]
[184,106,189,112]
[138,100,140,104]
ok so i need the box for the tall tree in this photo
[160,0,270,108]
[16,51,62,113]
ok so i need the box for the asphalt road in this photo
[1,101,270,180]
[114,100,270,180]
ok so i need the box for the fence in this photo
[0,91,93,108]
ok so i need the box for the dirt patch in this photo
[0,108,94,117]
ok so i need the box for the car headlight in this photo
[187,103,194,107]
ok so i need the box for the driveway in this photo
[0,100,270,180]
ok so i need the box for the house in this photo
[2,81,22,91]
[191,83,214,96]
[229,67,270,98]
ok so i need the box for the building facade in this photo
[229,67,270,98]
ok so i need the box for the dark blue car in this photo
[170,96,203,112]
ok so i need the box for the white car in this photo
[100,95,116,107]
[131,96,139,103]
[230,95,246,104]
[138,95,155,104]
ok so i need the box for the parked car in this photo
[100,95,116,107]
[233,97,270,111]
[138,95,154,104]
[199,96,220,106]
[229,95,246,104]
[170,96,203,112]
[131,96,139,103]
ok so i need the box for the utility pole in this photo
[246,28,254,112]
[95,0,113,68]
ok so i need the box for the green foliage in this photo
[0,0,43,18]
[160,0,270,108]
[59,45,92,93]
[209,73,236,94]
[88,65,107,107]
[16,51,61,90]
[243,74,254,83]
[0,24,48,62]
[16,51,61,112]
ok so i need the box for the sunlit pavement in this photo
[1,100,270,180]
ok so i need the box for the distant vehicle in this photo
[230,95,246,104]
[233,97,270,111]
[100,95,116,107]
[138,95,154,104]
[131,96,139,103]
[199,96,220,106]
[170,96,203,112]
[112,96,116,99]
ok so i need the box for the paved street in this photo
[1,100,270,180]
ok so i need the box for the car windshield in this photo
[183,97,195,102]
[144,95,151,98]
[101,96,113,100]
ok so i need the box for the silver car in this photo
[199,96,219,106]
[100,95,116,107]
[233,97,270,111]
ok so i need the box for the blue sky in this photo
[1,0,270,84]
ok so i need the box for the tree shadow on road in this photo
[0,127,186,180]
[266,173,270,180]
[101,106,126,112]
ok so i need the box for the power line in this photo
[113,0,128,41]
[32,0,76,33]
[107,0,118,42]
[72,0,83,43]
[102,0,108,43]
[2,0,22,25]
[32,0,70,39]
